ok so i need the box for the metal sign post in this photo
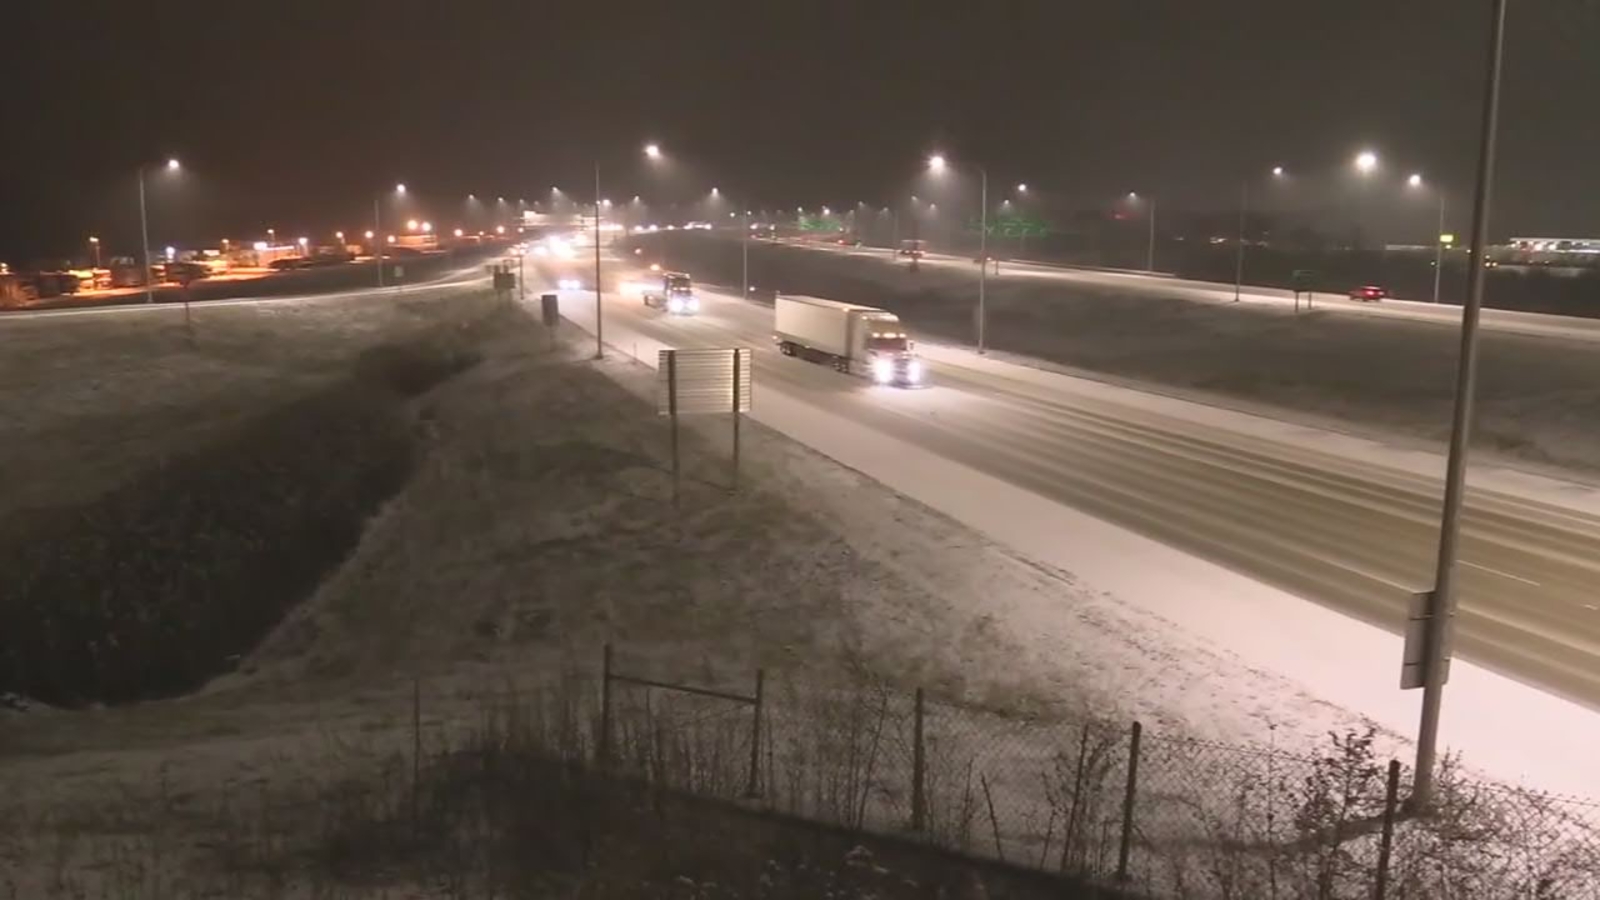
[668,351,680,506]
[657,348,754,500]
[731,349,742,491]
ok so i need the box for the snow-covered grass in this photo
[656,234,1600,480]
[3,284,1595,895]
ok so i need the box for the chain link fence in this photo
[564,649,1600,899]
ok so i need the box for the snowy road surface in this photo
[536,252,1600,791]
[795,239,1600,343]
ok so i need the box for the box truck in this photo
[773,295,924,386]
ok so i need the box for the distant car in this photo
[1348,285,1387,302]
[836,236,862,247]
[897,239,926,258]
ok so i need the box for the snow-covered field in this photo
[2,274,1594,893]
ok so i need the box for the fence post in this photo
[1116,721,1143,882]
[746,667,764,798]
[911,687,926,833]
[599,644,614,765]
[1374,759,1402,900]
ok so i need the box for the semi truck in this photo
[642,271,698,315]
[773,294,924,386]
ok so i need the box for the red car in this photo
[1348,285,1387,302]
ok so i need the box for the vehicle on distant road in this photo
[774,294,923,386]
[643,271,698,315]
[897,239,926,259]
[836,236,863,247]
[1348,284,1388,302]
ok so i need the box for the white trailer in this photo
[773,294,924,386]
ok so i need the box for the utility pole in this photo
[978,166,988,353]
[1412,0,1508,810]
[741,202,750,299]
[594,161,604,359]
[138,166,153,304]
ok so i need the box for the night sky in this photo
[4,0,1597,261]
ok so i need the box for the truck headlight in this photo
[906,360,923,383]
[686,297,699,312]
[668,297,684,313]
[872,359,893,383]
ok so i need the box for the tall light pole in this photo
[376,183,404,288]
[1126,192,1156,272]
[1235,166,1286,302]
[138,158,181,304]
[88,236,101,269]
[1408,173,1449,305]
[1412,0,1509,810]
[742,205,750,299]
[594,160,604,359]
[1353,150,1379,250]
[929,154,990,353]
[592,143,663,359]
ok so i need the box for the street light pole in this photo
[1412,0,1508,810]
[1433,194,1446,304]
[1147,197,1157,273]
[594,160,604,359]
[138,166,153,304]
[1234,181,1248,302]
[978,166,988,354]
[742,202,750,299]
[374,196,384,287]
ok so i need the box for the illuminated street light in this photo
[1017,183,1028,193]
[297,237,309,250]
[421,221,433,233]
[927,152,992,350]
[822,206,831,215]
[88,235,101,268]
[711,186,720,197]
[166,158,180,172]
[1355,151,1378,174]
[364,230,374,239]
[495,225,505,234]
[453,227,464,238]
[1272,165,1286,177]
[406,219,419,232]
[1408,173,1424,188]
[335,230,345,241]
[644,143,662,160]
[396,183,407,195]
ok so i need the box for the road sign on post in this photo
[1401,589,1452,689]
[657,348,755,499]
[1291,269,1317,313]
[539,292,559,328]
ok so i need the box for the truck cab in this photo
[643,271,698,315]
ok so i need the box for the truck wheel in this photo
[779,342,795,356]
[834,358,848,373]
